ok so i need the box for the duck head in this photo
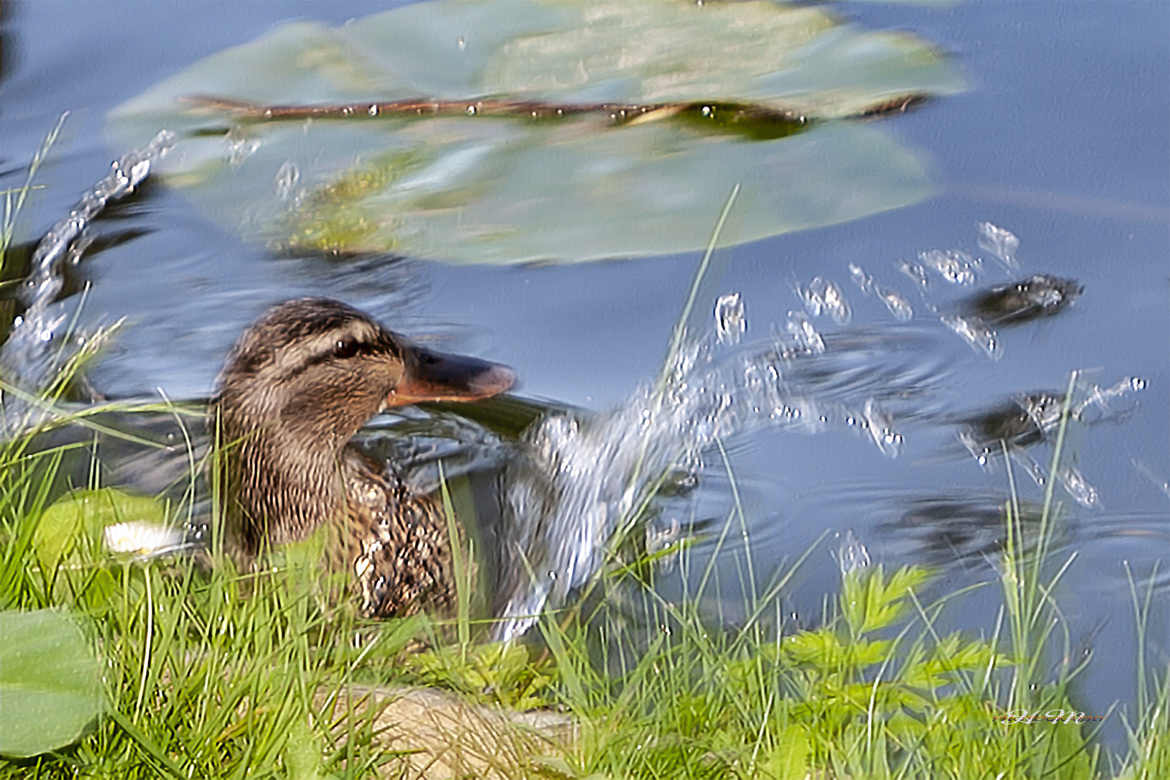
[212,297,514,554]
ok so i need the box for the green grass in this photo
[0,438,405,776]
[2,128,1169,779]
[1,113,66,271]
[7,409,1169,777]
[514,376,1167,779]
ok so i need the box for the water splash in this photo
[714,292,746,345]
[957,376,1144,506]
[1075,376,1146,421]
[273,161,300,202]
[849,263,913,321]
[1059,465,1099,508]
[861,398,904,458]
[895,259,931,294]
[918,249,981,286]
[224,126,260,167]
[492,293,932,641]
[784,311,825,355]
[797,276,851,325]
[833,529,871,576]
[941,312,1001,360]
[976,221,1020,272]
[0,131,174,418]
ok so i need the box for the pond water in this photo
[2,0,1168,750]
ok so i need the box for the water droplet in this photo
[942,314,1001,360]
[785,311,824,354]
[919,249,981,286]
[835,529,871,576]
[848,262,870,291]
[714,292,746,345]
[864,399,903,457]
[880,289,913,321]
[1061,466,1099,507]
[799,276,850,324]
[274,161,300,201]
[977,221,1020,270]
[224,127,260,167]
[897,259,930,291]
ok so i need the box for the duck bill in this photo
[387,345,516,407]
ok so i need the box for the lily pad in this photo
[0,609,104,757]
[108,0,962,263]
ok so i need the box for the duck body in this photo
[342,447,455,616]
[211,298,513,617]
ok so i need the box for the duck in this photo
[210,297,515,618]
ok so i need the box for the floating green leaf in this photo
[0,609,104,757]
[107,0,962,263]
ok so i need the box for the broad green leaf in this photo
[0,609,104,757]
[283,719,327,780]
[107,0,962,264]
[34,488,169,574]
[759,725,810,780]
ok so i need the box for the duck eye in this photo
[333,339,360,359]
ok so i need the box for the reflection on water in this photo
[942,272,1081,360]
[879,495,1052,566]
[852,224,1086,362]
[954,376,1144,507]
[963,274,1083,327]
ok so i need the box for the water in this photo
[495,287,966,639]
[1,129,173,405]
[1,0,1167,752]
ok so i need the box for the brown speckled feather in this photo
[341,449,455,617]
